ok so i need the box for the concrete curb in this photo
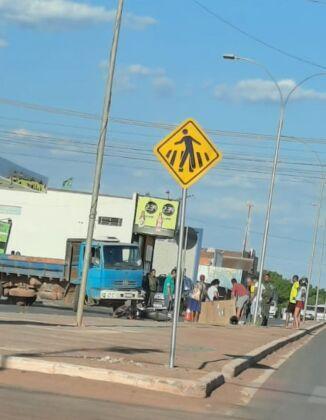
[0,322,323,398]
[0,354,223,398]
[222,322,325,379]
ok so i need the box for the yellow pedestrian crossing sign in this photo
[154,118,223,189]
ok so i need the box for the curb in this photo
[222,321,325,379]
[0,354,223,398]
[0,322,323,398]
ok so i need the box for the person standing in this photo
[245,276,255,322]
[293,277,307,329]
[261,272,275,326]
[147,269,157,308]
[207,279,220,301]
[181,269,193,312]
[231,278,249,322]
[285,275,300,328]
[163,269,176,313]
[188,274,206,322]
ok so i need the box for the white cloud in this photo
[125,13,157,31]
[152,76,175,96]
[193,196,266,220]
[0,38,8,48]
[213,78,326,103]
[202,174,254,189]
[0,0,156,30]
[110,63,175,96]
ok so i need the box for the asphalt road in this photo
[0,386,211,420]
[238,329,326,420]
[0,300,113,318]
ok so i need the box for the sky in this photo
[0,0,326,285]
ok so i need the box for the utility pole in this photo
[314,220,326,320]
[243,203,253,255]
[76,0,124,327]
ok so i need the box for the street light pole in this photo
[223,54,285,325]
[223,55,326,324]
[243,203,253,255]
[314,220,326,320]
[76,0,124,327]
[303,181,325,321]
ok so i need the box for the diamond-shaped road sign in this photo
[154,118,223,189]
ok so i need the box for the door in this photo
[86,246,102,299]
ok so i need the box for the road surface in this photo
[238,328,326,419]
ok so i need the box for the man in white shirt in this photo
[207,279,220,301]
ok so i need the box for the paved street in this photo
[0,300,113,318]
[0,329,324,419]
[0,383,219,420]
[237,329,326,420]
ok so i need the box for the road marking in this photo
[237,326,326,406]
[308,386,326,405]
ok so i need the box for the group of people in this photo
[144,269,309,329]
[285,275,308,329]
[231,273,276,326]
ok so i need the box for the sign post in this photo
[169,188,187,368]
[154,118,222,368]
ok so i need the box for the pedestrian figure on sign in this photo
[175,129,201,172]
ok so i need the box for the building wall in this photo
[0,188,136,259]
[152,228,203,281]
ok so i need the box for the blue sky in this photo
[0,0,326,285]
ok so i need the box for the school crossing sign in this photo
[154,119,223,189]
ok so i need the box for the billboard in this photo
[0,220,12,255]
[133,195,180,238]
[0,156,48,192]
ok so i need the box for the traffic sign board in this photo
[154,118,222,189]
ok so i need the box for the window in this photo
[98,216,122,226]
[103,246,141,269]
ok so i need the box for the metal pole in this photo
[169,188,187,368]
[253,104,285,324]
[76,0,124,327]
[314,220,326,320]
[303,181,325,320]
[243,203,253,255]
[176,226,189,317]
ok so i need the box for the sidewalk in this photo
[0,309,316,382]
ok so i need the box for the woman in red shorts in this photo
[293,278,307,329]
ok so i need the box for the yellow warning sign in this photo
[154,118,223,189]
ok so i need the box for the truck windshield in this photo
[103,246,141,269]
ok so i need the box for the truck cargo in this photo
[0,238,143,310]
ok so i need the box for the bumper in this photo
[100,290,142,300]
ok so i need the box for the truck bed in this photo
[0,255,65,280]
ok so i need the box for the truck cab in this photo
[66,239,143,310]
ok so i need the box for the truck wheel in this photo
[73,285,80,312]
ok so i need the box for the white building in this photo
[0,188,136,259]
[0,187,205,280]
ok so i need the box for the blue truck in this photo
[0,238,144,310]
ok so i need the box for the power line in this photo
[192,0,326,71]
[2,96,326,150]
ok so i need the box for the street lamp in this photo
[223,54,326,323]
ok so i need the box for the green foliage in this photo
[268,271,326,308]
[269,271,292,306]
